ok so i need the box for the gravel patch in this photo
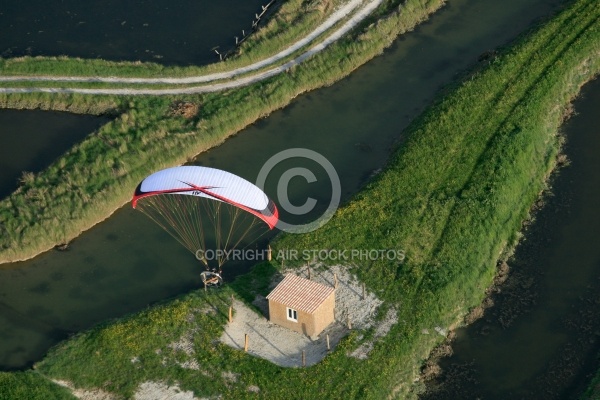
[134,381,206,400]
[220,265,395,367]
[52,380,117,400]
[348,306,398,359]
[167,332,195,357]
[53,379,211,400]
[247,385,260,393]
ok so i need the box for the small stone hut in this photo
[266,274,335,337]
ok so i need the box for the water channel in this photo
[2,0,596,397]
[0,110,109,200]
[421,78,600,400]
[0,0,268,65]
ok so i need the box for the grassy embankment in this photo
[0,0,394,93]
[0,372,75,400]
[582,364,600,400]
[8,0,599,398]
[0,0,347,80]
[0,0,445,263]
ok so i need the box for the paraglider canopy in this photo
[133,166,278,228]
[132,166,278,268]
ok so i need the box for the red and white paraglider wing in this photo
[132,166,278,229]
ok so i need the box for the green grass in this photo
[5,0,598,398]
[582,357,600,400]
[0,0,447,263]
[36,291,233,397]
[0,371,75,400]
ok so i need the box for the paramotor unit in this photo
[200,270,224,287]
[132,166,279,272]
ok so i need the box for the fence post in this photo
[302,350,306,367]
[244,334,249,352]
[346,308,352,329]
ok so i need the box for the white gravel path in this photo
[54,379,211,400]
[0,0,384,95]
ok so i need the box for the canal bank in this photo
[421,77,600,400]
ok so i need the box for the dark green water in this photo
[0,0,268,65]
[4,3,595,399]
[0,110,109,199]
[421,78,600,400]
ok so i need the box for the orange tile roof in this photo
[266,274,335,314]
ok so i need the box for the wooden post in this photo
[244,334,249,352]
[302,350,306,367]
[362,283,366,300]
[346,308,352,329]
[267,245,272,261]
[228,306,233,323]
[204,281,207,292]
[326,334,330,351]
[334,273,338,289]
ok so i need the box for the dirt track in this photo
[0,0,383,95]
